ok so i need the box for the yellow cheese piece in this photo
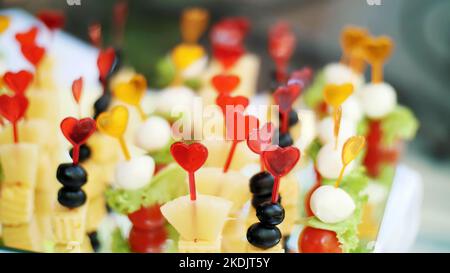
[87,133,120,164]
[82,161,108,197]
[178,237,221,253]
[51,204,87,244]
[53,242,82,253]
[0,143,39,187]
[161,194,232,241]
[2,219,42,252]
[27,90,60,123]
[85,195,107,233]
[0,183,34,225]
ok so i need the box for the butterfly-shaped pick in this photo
[3,70,34,95]
[211,74,240,94]
[170,142,208,201]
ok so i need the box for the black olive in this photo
[246,222,282,249]
[249,171,274,195]
[279,110,299,127]
[251,193,281,208]
[256,202,285,226]
[88,231,100,252]
[278,132,293,147]
[69,144,91,163]
[57,187,87,208]
[93,92,112,119]
[56,163,87,188]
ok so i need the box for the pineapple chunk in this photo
[0,119,53,149]
[161,194,232,241]
[86,195,107,233]
[35,189,56,215]
[246,242,284,253]
[222,218,248,253]
[2,219,42,252]
[88,133,120,164]
[202,140,258,171]
[81,235,94,253]
[54,242,82,253]
[0,183,34,225]
[178,237,221,253]
[195,167,250,214]
[27,90,60,123]
[0,143,39,187]
[51,204,87,244]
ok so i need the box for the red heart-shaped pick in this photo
[263,146,300,177]
[37,10,65,31]
[211,74,240,94]
[0,94,29,123]
[15,26,39,46]
[273,85,298,113]
[247,122,275,154]
[3,70,33,95]
[170,142,208,173]
[72,77,83,103]
[60,117,96,147]
[97,47,116,80]
[21,43,45,66]
[216,94,249,115]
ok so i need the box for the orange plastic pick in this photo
[0,15,10,34]
[362,36,394,83]
[335,136,366,187]
[323,83,354,149]
[96,105,131,160]
[112,74,147,120]
[180,7,209,44]
[340,26,369,66]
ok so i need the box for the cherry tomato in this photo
[129,226,167,253]
[298,227,342,253]
[128,205,164,230]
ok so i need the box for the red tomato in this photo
[128,226,167,253]
[298,227,342,253]
[128,205,164,230]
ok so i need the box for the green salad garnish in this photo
[106,163,187,215]
[306,167,369,252]
[111,228,131,253]
[381,105,419,146]
[154,56,176,88]
[304,70,326,109]
[150,138,175,165]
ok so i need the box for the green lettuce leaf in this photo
[149,138,175,165]
[304,70,326,109]
[106,163,188,215]
[357,118,370,136]
[307,167,369,252]
[111,228,131,253]
[381,105,419,146]
[306,138,322,162]
[154,56,176,88]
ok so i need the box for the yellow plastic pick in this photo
[0,15,10,34]
[335,136,366,187]
[96,105,131,160]
[172,43,205,71]
[323,83,354,108]
[112,74,147,120]
[180,7,209,44]
[333,106,342,149]
[340,26,369,65]
[362,36,394,83]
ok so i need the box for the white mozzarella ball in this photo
[114,155,155,190]
[329,95,363,122]
[156,86,196,117]
[318,116,356,145]
[316,143,355,179]
[323,63,364,90]
[358,82,397,119]
[310,185,356,223]
[135,116,171,152]
[182,56,208,78]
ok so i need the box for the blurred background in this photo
[1,0,449,252]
